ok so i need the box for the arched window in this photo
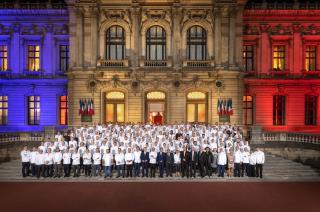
[106,26,125,60]
[146,26,166,61]
[187,26,207,60]
[106,91,125,123]
[186,91,207,123]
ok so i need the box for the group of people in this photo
[20,124,265,179]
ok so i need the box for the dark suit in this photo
[140,151,149,177]
[165,153,174,177]
[157,152,166,177]
[180,151,191,178]
[190,151,199,177]
[199,151,213,177]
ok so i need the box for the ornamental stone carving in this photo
[180,9,214,30]
[103,9,132,31]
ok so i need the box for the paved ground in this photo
[0,182,319,212]
[0,154,319,182]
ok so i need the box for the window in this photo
[28,96,40,125]
[106,92,125,123]
[273,95,286,125]
[0,96,8,125]
[28,45,40,71]
[243,45,254,72]
[243,96,253,125]
[0,45,8,71]
[146,26,166,61]
[59,96,68,125]
[186,92,207,123]
[187,26,207,60]
[305,95,318,125]
[273,45,285,71]
[59,45,69,72]
[305,46,317,71]
[106,26,125,60]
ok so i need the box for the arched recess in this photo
[140,20,172,58]
[145,90,167,124]
[181,20,214,60]
[186,91,208,123]
[98,20,131,60]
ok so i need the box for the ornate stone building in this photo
[67,0,246,126]
[0,0,319,134]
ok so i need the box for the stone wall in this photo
[0,141,40,164]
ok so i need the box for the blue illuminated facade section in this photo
[0,6,69,132]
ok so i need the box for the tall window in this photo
[305,46,317,71]
[272,45,285,71]
[243,95,253,125]
[0,96,8,125]
[243,45,254,72]
[305,95,318,125]
[106,91,125,123]
[28,96,40,125]
[273,95,286,125]
[186,92,207,123]
[0,45,8,71]
[59,45,69,72]
[60,96,68,125]
[187,26,207,61]
[146,26,166,60]
[28,45,40,71]
[106,26,125,60]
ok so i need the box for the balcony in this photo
[23,69,44,77]
[97,59,129,68]
[270,69,290,77]
[144,60,168,67]
[302,70,320,77]
[183,60,214,68]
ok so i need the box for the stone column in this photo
[228,6,236,69]
[11,24,20,74]
[90,8,98,67]
[131,4,140,68]
[292,24,302,75]
[260,24,270,74]
[234,5,244,70]
[172,5,182,68]
[75,8,84,67]
[220,6,230,68]
[83,7,92,67]
[43,24,54,75]
[214,7,222,68]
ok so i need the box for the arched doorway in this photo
[146,91,166,124]
[105,91,125,123]
[186,91,207,123]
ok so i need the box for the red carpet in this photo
[0,182,319,212]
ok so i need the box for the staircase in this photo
[0,154,319,181]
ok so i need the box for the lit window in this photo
[28,96,40,125]
[146,26,166,61]
[146,91,166,100]
[187,91,207,123]
[187,26,207,61]
[60,96,68,125]
[305,95,318,125]
[106,91,125,123]
[243,45,254,72]
[59,45,69,72]
[0,45,8,71]
[106,26,125,60]
[0,96,8,125]
[273,95,285,125]
[243,95,253,125]
[28,45,40,71]
[272,46,285,71]
[305,46,317,71]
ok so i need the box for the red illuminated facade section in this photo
[243,9,320,133]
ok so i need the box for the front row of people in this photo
[21,146,265,179]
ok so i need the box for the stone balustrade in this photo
[98,59,129,67]
[263,132,320,144]
[0,132,44,143]
[183,60,214,68]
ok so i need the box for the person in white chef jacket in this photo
[92,148,101,177]
[217,147,227,177]
[133,146,142,177]
[63,148,71,177]
[103,148,113,178]
[72,149,80,177]
[149,147,157,178]
[30,147,38,177]
[44,148,54,178]
[35,149,45,179]
[115,148,125,178]
[53,148,63,178]
[20,146,31,178]
[255,148,265,178]
[125,147,134,178]
[83,149,92,177]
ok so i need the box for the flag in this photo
[84,99,87,115]
[229,98,233,115]
[91,99,95,115]
[79,99,83,115]
[217,99,221,115]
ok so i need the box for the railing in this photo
[245,1,320,10]
[0,132,44,143]
[144,60,168,67]
[183,60,214,68]
[0,71,67,80]
[98,59,129,67]
[263,132,320,144]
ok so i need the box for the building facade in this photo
[0,0,319,134]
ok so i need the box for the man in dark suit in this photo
[157,147,166,178]
[180,146,191,178]
[140,147,149,177]
[189,147,199,178]
[165,149,174,177]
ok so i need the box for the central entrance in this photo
[145,91,166,124]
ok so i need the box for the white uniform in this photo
[256,151,265,164]
[44,153,53,165]
[217,151,227,165]
[93,152,101,165]
[83,152,92,165]
[63,152,71,165]
[234,150,242,163]
[174,153,181,164]
[35,153,45,165]
[30,151,38,164]
[103,153,113,166]
[53,152,62,164]
[115,153,125,165]
[21,150,30,163]
[125,153,134,165]
[72,153,80,165]
[149,151,157,164]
